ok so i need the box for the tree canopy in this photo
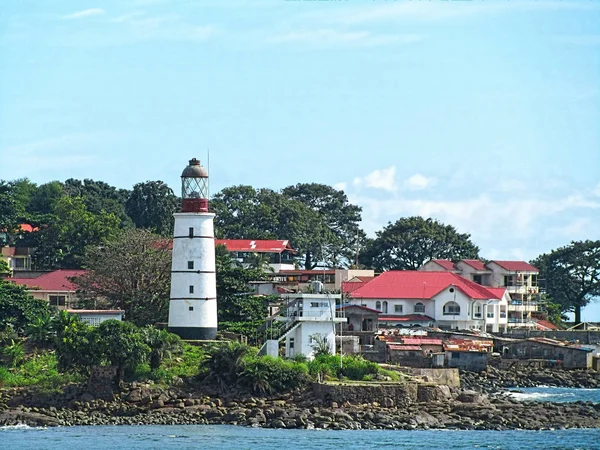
[282,183,364,268]
[72,228,172,326]
[125,181,179,235]
[532,240,600,325]
[359,216,480,271]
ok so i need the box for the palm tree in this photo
[239,361,271,394]
[142,326,182,370]
[26,313,54,347]
[202,341,251,389]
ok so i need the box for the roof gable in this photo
[431,260,456,271]
[351,271,503,300]
[9,270,86,291]
[488,260,538,272]
[459,259,488,271]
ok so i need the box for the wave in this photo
[0,423,46,431]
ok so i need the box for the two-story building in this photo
[419,259,541,328]
[346,271,509,333]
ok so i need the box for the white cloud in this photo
[593,182,600,197]
[333,182,347,192]
[404,174,435,191]
[267,29,423,48]
[62,8,105,20]
[108,13,216,42]
[354,166,398,193]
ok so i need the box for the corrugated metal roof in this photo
[459,259,489,271]
[388,344,423,351]
[216,239,295,253]
[432,260,456,270]
[402,337,443,345]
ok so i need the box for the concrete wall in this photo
[446,351,489,371]
[501,330,600,344]
[312,382,418,407]
[503,341,592,369]
[407,368,461,387]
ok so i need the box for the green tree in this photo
[0,280,51,334]
[95,320,150,382]
[142,326,182,370]
[532,240,600,325]
[0,181,18,237]
[212,185,330,269]
[26,196,121,269]
[25,312,54,347]
[0,260,10,275]
[64,178,132,228]
[7,178,37,221]
[201,341,252,390]
[53,311,100,374]
[72,228,172,326]
[360,216,480,271]
[28,181,65,216]
[282,183,364,268]
[126,181,178,235]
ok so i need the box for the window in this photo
[504,275,515,287]
[394,304,403,313]
[188,261,194,270]
[49,295,66,307]
[472,274,482,285]
[473,304,482,319]
[414,302,425,313]
[82,317,102,327]
[443,301,461,315]
[289,338,294,349]
[189,285,194,294]
[189,306,194,311]
[382,301,388,314]
[449,287,455,293]
[375,301,382,311]
[188,227,194,238]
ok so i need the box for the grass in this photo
[0,351,85,389]
[133,343,207,384]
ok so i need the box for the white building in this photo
[346,271,509,333]
[261,292,346,360]
[67,309,124,326]
[168,158,218,340]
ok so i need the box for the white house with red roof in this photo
[419,259,541,328]
[346,271,509,333]
[7,269,86,309]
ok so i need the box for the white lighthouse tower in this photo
[167,158,217,340]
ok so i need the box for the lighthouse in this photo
[167,158,217,340]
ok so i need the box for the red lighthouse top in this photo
[181,158,209,213]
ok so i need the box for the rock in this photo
[457,390,489,405]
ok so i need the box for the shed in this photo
[502,338,594,369]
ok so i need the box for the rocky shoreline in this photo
[1,368,599,431]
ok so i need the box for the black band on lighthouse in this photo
[168,327,217,340]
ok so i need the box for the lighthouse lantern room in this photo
[168,158,218,340]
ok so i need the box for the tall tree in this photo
[532,240,600,325]
[126,181,178,235]
[64,178,132,227]
[25,196,121,269]
[72,228,172,326]
[28,181,65,215]
[360,216,480,271]
[282,183,364,269]
[0,181,18,237]
[8,178,37,221]
[211,185,330,269]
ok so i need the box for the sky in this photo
[0,0,599,319]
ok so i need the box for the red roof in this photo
[402,337,443,346]
[19,224,39,233]
[9,270,86,291]
[535,319,559,331]
[486,287,507,299]
[459,259,488,271]
[278,269,335,275]
[339,304,381,314]
[67,309,124,314]
[488,260,538,272]
[215,239,295,254]
[351,271,505,300]
[431,260,456,270]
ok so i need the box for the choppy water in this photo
[507,387,600,403]
[2,424,600,450]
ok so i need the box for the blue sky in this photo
[1,1,599,318]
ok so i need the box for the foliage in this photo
[282,183,364,269]
[0,280,51,334]
[532,240,600,325]
[25,312,54,347]
[306,354,396,382]
[141,326,182,370]
[2,339,25,367]
[239,356,310,394]
[0,351,84,388]
[211,185,331,269]
[72,228,172,326]
[360,216,480,271]
[0,181,19,235]
[309,333,331,358]
[53,312,100,375]
[94,320,150,381]
[200,341,252,389]
[0,259,11,275]
[125,181,178,235]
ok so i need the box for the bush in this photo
[0,351,84,388]
[239,356,310,394]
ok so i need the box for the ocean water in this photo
[2,424,600,450]
[507,387,600,403]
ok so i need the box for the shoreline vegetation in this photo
[1,345,599,430]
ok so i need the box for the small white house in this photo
[66,309,124,327]
[261,293,346,360]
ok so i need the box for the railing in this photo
[285,310,345,319]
